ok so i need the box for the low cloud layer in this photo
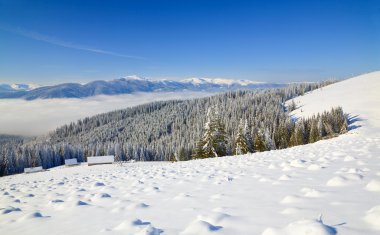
[0,91,213,136]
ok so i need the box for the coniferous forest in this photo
[0,81,348,176]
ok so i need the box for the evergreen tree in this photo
[197,107,228,158]
[289,122,305,147]
[288,100,297,111]
[264,128,275,150]
[244,120,254,153]
[193,139,207,159]
[340,115,348,133]
[317,115,326,138]
[309,120,320,143]
[254,131,266,152]
[234,119,249,155]
[277,122,290,149]
[201,108,216,157]
[213,108,229,157]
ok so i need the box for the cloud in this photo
[0,91,214,136]
[0,24,145,60]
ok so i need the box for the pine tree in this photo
[264,128,275,150]
[309,120,320,143]
[317,115,326,138]
[277,122,290,149]
[340,115,348,133]
[197,107,228,158]
[193,139,207,159]
[114,143,122,162]
[234,119,249,155]
[289,122,305,147]
[254,131,266,152]
[209,107,228,157]
[288,100,297,111]
[169,153,177,162]
[244,119,254,153]
[201,108,216,157]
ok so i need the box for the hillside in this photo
[289,71,380,131]
[0,72,379,234]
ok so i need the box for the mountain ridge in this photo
[0,77,286,100]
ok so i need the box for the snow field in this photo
[1,132,380,235]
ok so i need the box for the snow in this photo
[182,77,265,86]
[122,75,147,81]
[10,83,40,91]
[262,219,337,235]
[288,71,380,131]
[87,156,115,165]
[364,205,380,231]
[1,72,380,234]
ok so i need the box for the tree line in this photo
[0,81,343,176]
[192,106,348,159]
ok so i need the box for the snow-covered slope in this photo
[289,71,380,132]
[1,72,380,235]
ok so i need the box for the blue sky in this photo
[0,0,379,84]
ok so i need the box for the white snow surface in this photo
[1,72,380,235]
[288,71,380,132]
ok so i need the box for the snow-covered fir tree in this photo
[234,119,250,155]
[254,131,267,152]
[195,107,228,158]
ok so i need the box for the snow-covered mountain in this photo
[0,83,39,92]
[0,72,379,235]
[181,77,266,86]
[10,83,40,91]
[0,77,286,100]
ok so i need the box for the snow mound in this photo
[262,219,337,235]
[326,173,362,187]
[76,200,89,206]
[280,195,305,204]
[113,219,162,234]
[127,202,150,209]
[19,211,50,221]
[364,205,380,231]
[300,187,327,198]
[94,182,105,187]
[1,206,21,214]
[366,179,380,192]
[180,220,223,234]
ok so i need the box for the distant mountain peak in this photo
[181,77,208,85]
[121,75,147,81]
[11,83,40,91]
[181,77,267,86]
[0,77,287,100]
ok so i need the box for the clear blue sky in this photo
[0,0,379,84]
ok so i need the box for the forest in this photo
[0,81,347,176]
